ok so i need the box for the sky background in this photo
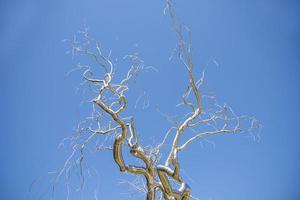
[0,0,300,200]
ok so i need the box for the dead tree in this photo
[57,0,260,199]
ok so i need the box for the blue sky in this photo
[0,0,299,199]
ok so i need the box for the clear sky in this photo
[0,0,299,200]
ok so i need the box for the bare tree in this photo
[56,0,260,200]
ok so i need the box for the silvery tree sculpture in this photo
[57,0,260,199]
